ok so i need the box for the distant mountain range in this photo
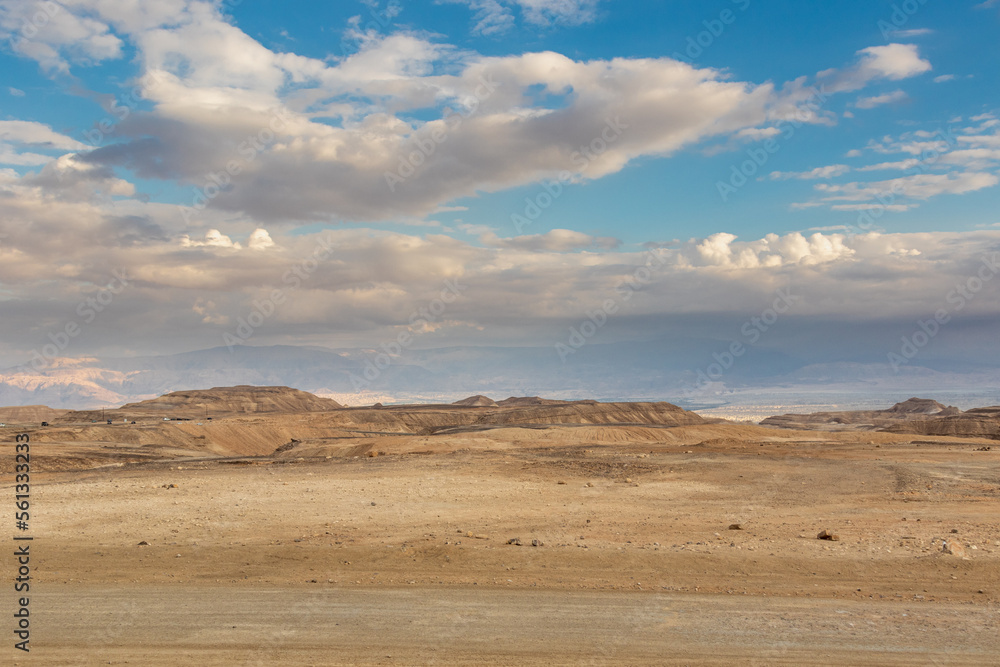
[2,341,999,409]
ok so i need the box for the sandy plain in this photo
[2,400,999,665]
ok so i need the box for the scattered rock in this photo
[531,539,544,547]
[728,523,743,531]
[557,481,566,485]
[162,483,178,489]
[367,450,378,458]
[624,477,633,483]
[370,502,376,506]
[817,530,840,541]
[507,538,522,546]
[585,482,594,487]
[137,541,149,546]
[942,540,966,557]
[950,528,959,533]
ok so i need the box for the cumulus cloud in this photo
[685,232,854,269]
[180,228,275,250]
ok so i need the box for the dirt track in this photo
[25,587,1000,665]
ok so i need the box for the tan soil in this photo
[3,400,999,664]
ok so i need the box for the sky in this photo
[0,0,999,380]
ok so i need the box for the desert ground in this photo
[2,389,999,665]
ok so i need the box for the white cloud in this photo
[829,203,915,212]
[247,228,276,250]
[8,86,24,96]
[0,120,87,150]
[687,231,855,269]
[0,5,948,227]
[770,164,851,180]
[180,228,276,250]
[2,159,1000,360]
[887,28,933,38]
[791,121,1000,211]
[458,0,515,35]
[0,0,124,73]
[179,229,237,249]
[447,0,600,34]
[819,44,931,93]
[481,228,619,252]
[855,89,908,109]
[815,171,999,202]
[734,127,782,142]
[516,0,600,26]
[933,74,956,83]
[857,158,922,171]
[85,43,785,222]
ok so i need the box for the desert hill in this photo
[473,401,702,427]
[452,395,499,407]
[497,396,598,407]
[882,406,1000,440]
[0,404,68,423]
[760,397,961,431]
[61,385,343,422]
[124,385,345,414]
[10,388,709,464]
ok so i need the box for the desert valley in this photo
[3,386,998,665]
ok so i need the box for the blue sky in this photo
[0,0,998,383]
